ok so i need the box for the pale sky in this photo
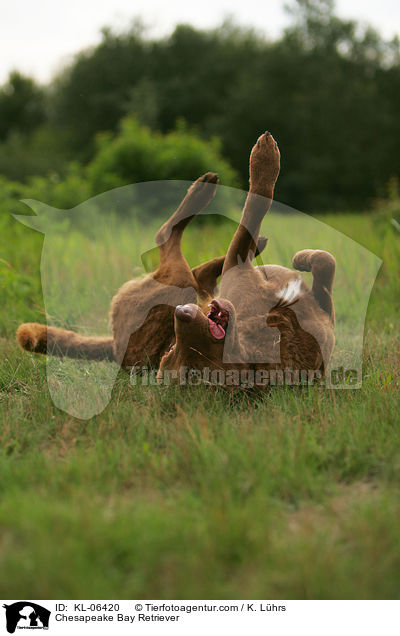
[1,0,400,84]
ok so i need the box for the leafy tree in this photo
[0,72,45,141]
[50,24,149,159]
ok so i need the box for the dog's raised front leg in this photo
[292,249,336,323]
[155,172,219,265]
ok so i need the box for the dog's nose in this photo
[175,304,197,322]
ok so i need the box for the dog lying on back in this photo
[17,132,335,386]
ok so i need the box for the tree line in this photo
[1,0,400,211]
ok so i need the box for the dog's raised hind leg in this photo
[222,132,280,276]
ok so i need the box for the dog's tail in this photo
[17,323,115,361]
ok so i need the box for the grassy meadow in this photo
[0,197,399,599]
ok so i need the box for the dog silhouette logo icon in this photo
[3,602,50,633]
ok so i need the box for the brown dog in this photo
[17,132,335,385]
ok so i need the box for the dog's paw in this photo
[249,131,280,195]
[292,249,314,272]
[187,172,219,204]
[198,172,219,184]
[293,249,336,274]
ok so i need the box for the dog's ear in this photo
[192,256,225,300]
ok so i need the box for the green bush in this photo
[0,125,74,183]
[0,168,90,220]
[86,115,238,194]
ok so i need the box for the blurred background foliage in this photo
[1,0,400,212]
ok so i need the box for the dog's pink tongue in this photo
[208,318,225,340]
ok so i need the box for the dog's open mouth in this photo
[207,299,229,340]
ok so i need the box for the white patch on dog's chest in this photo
[277,277,303,303]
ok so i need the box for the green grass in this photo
[0,203,399,599]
